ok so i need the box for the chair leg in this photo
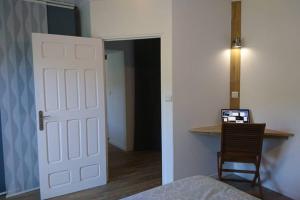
[252,162,259,187]
[258,174,264,199]
[252,174,258,187]
[217,153,222,180]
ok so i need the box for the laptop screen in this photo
[221,109,250,124]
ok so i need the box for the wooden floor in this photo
[3,145,162,200]
[224,175,293,200]
[1,145,292,200]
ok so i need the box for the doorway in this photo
[104,38,162,188]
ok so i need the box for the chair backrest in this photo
[221,123,266,156]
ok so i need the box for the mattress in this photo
[122,175,260,200]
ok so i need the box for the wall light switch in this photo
[231,91,239,99]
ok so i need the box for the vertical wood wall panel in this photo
[230,1,241,109]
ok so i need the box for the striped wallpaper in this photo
[0,0,47,195]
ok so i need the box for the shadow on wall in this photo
[260,139,288,194]
[236,137,293,194]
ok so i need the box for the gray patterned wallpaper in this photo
[0,0,47,195]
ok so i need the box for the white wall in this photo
[89,0,174,184]
[105,50,127,151]
[77,0,91,37]
[172,0,231,180]
[240,1,300,199]
[105,41,135,151]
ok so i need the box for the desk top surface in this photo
[190,125,294,138]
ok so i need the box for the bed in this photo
[122,175,260,200]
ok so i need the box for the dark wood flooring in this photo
[224,175,293,200]
[1,145,292,200]
[2,145,161,200]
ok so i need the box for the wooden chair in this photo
[217,123,266,198]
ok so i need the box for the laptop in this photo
[221,109,250,124]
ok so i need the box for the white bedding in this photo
[122,175,260,200]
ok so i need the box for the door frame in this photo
[101,33,173,185]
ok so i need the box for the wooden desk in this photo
[190,125,294,139]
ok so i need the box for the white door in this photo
[32,33,107,199]
[105,51,127,151]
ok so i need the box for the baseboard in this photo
[6,187,39,198]
[109,139,127,151]
[208,173,218,179]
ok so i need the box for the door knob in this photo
[39,111,50,131]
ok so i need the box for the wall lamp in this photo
[232,37,242,49]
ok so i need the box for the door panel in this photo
[84,70,98,109]
[46,121,62,164]
[32,33,107,199]
[49,170,70,188]
[44,69,60,112]
[67,119,81,160]
[65,70,80,110]
[86,118,100,156]
[80,164,100,180]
